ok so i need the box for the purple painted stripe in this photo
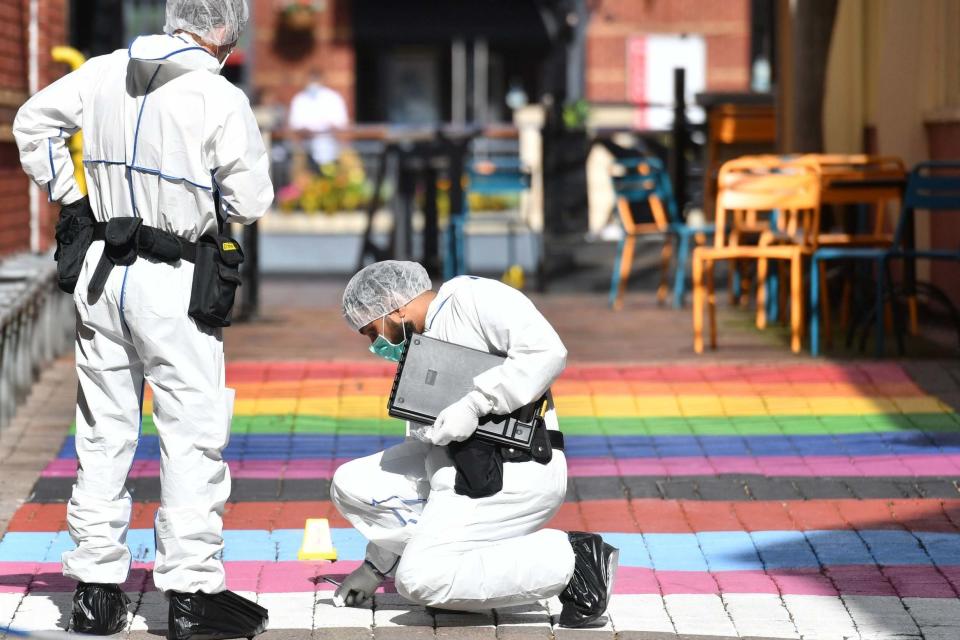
[40,454,960,479]
[2,562,958,597]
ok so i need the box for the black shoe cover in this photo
[71,582,131,635]
[558,532,619,628]
[168,590,269,640]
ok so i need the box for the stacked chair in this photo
[608,156,716,310]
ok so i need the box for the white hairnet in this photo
[164,0,249,46]
[342,261,432,331]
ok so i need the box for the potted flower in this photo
[277,0,324,32]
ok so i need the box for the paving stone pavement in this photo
[2,286,960,639]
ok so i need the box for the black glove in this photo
[333,561,384,607]
[60,195,93,219]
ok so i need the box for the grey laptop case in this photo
[388,334,541,449]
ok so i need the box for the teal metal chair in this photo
[608,156,715,309]
[447,158,531,280]
[810,161,960,356]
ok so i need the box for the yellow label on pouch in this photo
[222,242,237,251]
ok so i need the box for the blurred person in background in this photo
[288,68,349,172]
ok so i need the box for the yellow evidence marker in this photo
[501,264,525,289]
[297,518,338,561]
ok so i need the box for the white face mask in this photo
[218,50,232,72]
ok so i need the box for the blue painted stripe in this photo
[2,529,957,569]
[56,431,960,461]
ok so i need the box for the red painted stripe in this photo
[223,362,917,385]
[41,454,960,480]
[8,499,959,534]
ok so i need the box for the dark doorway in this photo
[352,0,552,125]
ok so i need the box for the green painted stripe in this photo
[70,412,960,436]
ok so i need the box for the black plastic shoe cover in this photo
[72,582,131,635]
[558,531,619,628]
[168,590,269,640]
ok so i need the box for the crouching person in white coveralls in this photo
[13,0,272,637]
[333,260,618,627]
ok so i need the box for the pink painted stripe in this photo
[41,454,960,479]
[223,362,914,385]
[2,562,958,598]
[40,458,346,479]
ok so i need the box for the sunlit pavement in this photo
[2,284,960,639]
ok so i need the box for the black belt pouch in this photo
[53,197,95,294]
[448,438,504,499]
[189,235,244,328]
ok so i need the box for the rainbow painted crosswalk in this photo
[3,361,960,637]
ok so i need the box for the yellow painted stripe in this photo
[166,378,930,399]
[140,394,953,420]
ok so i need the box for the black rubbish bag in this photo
[168,590,269,640]
[558,532,619,628]
[71,582,131,635]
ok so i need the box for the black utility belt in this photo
[53,198,245,328]
[448,423,565,500]
[500,428,565,463]
[92,221,197,261]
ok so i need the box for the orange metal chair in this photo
[713,155,796,307]
[703,104,777,219]
[608,159,672,310]
[692,158,821,354]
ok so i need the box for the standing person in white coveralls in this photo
[13,1,272,637]
[334,261,618,627]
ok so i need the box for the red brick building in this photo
[0,0,68,257]
[249,0,752,124]
[585,0,750,101]
[0,0,754,258]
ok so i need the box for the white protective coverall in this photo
[331,276,576,609]
[13,33,272,593]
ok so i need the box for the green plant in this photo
[276,150,371,214]
[562,99,590,129]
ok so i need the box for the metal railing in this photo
[0,253,74,432]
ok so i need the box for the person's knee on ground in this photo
[394,547,453,608]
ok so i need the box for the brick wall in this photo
[0,0,29,257]
[586,0,750,102]
[0,0,67,258]
[251,0,355,119]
